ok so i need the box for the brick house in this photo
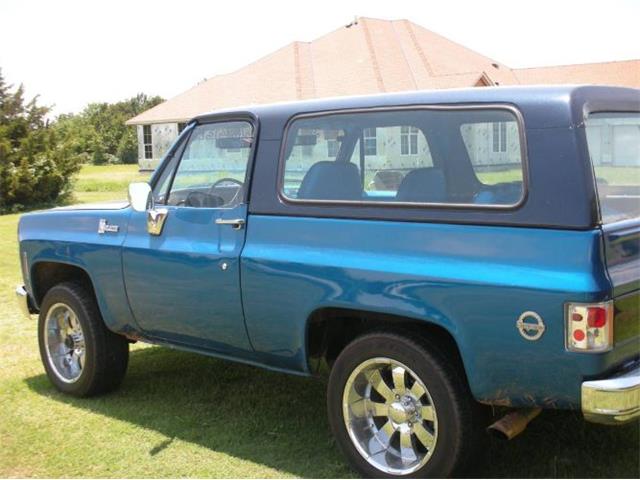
[126,17,640,170]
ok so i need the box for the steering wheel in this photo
[208,177,244,205]
[183,190,219,208]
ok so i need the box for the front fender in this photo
[18,206,139,335]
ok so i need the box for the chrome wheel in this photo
[44,302,85,383]
[342,357,438,475]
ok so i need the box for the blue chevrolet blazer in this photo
[16,85,640,477]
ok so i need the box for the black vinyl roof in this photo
[189,85,639,229]
[193,85,640,137]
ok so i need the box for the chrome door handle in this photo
[215,218,245,230]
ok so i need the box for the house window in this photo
[143,125,153,159]
[177,122,186,134]
[492,122,507,152]
[401,126,419,155]
[327,139,339,157]
[296,143,310,156]
[363,128,377,156]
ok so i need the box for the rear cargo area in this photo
[586,111,639,365]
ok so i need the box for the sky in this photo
[1,0,638,116]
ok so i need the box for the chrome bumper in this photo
[15,285,37,318]
[582,365,640,424]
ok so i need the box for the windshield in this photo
[585,112,640,223]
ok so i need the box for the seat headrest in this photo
[396,168,446,203]
[297,161,362,201]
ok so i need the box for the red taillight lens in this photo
[587,307,607,328]
[573,329,585,341]
[566,302,614,352]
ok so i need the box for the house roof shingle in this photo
[514,59,640,88]
[127,17,639,125]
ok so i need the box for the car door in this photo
[122,118,255,354]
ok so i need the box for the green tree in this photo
[0,69,82,212]
[55,93,163,165]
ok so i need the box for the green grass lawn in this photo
[0,165,639,478]
[71,164,151,204]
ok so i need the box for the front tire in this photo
[327,331,481,478]
[38,282,129,397]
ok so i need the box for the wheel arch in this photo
[306,307,468,385]
[31,261,97,309]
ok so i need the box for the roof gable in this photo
[127,17,516,125]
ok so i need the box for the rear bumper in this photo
[15,285,37,318]
[582,364,640,424]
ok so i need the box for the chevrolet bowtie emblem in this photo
[516,311,546,341]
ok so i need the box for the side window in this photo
[166,121,253,208]
[281,108,525,206]
[460,119,523,187]
[585,112,640,223]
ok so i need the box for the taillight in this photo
[566,302,614,352]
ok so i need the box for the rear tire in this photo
[327,331,482,478]
[38,282,129,397]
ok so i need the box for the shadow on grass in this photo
[25,347,640,478]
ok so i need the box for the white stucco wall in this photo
[137,123,181,170]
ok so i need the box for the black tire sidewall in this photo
[328,333,471,478]
[38,284,101,396]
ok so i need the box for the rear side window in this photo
[586,112,640,223]
[280,108,525,207]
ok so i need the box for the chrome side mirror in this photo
[128,182,168,236]
[128,182,152,212]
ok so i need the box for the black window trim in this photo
[277,103,530,211]
[150,112,259,209]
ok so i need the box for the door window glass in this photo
[167,121,253,208]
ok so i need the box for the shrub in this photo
[54,93,163,165]
[0,70,82,213]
